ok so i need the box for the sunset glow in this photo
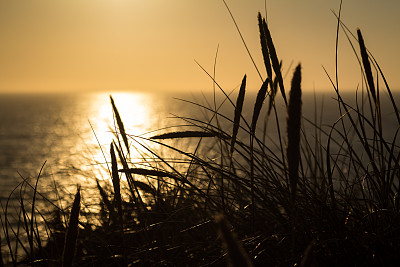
[0,0,399,93]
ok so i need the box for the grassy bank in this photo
[1,7,400,267]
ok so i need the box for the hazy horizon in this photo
[1,0,399,94]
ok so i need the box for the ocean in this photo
[0,92,196,209]
[1,90,399,195]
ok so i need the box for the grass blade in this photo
[29,161,46,262]
[96,179,116,224]
[119,168,179,179]
[222,0,263,81]
[114,144,146,212]
[62,187,80,267]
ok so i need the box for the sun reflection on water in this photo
[80,92,157,180]
[40,92,165,222]
[93,92,151,142]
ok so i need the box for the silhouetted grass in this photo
[1,7,400,267]
[62,187,80,267]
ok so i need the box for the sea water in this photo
[0,90,399,198]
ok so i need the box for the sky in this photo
[0,0,399,94]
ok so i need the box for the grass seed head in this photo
[286,64,302,200]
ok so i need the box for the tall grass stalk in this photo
[250,78,269,225]
[286,64,302,261]
[287,64,302,203]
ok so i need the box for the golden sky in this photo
[0,0,399,93]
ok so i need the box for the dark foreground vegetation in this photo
[1,6,400,267]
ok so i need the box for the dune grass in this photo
[1,7,400,267]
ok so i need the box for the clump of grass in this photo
[2,5,400,267]
[0,163,82,266]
